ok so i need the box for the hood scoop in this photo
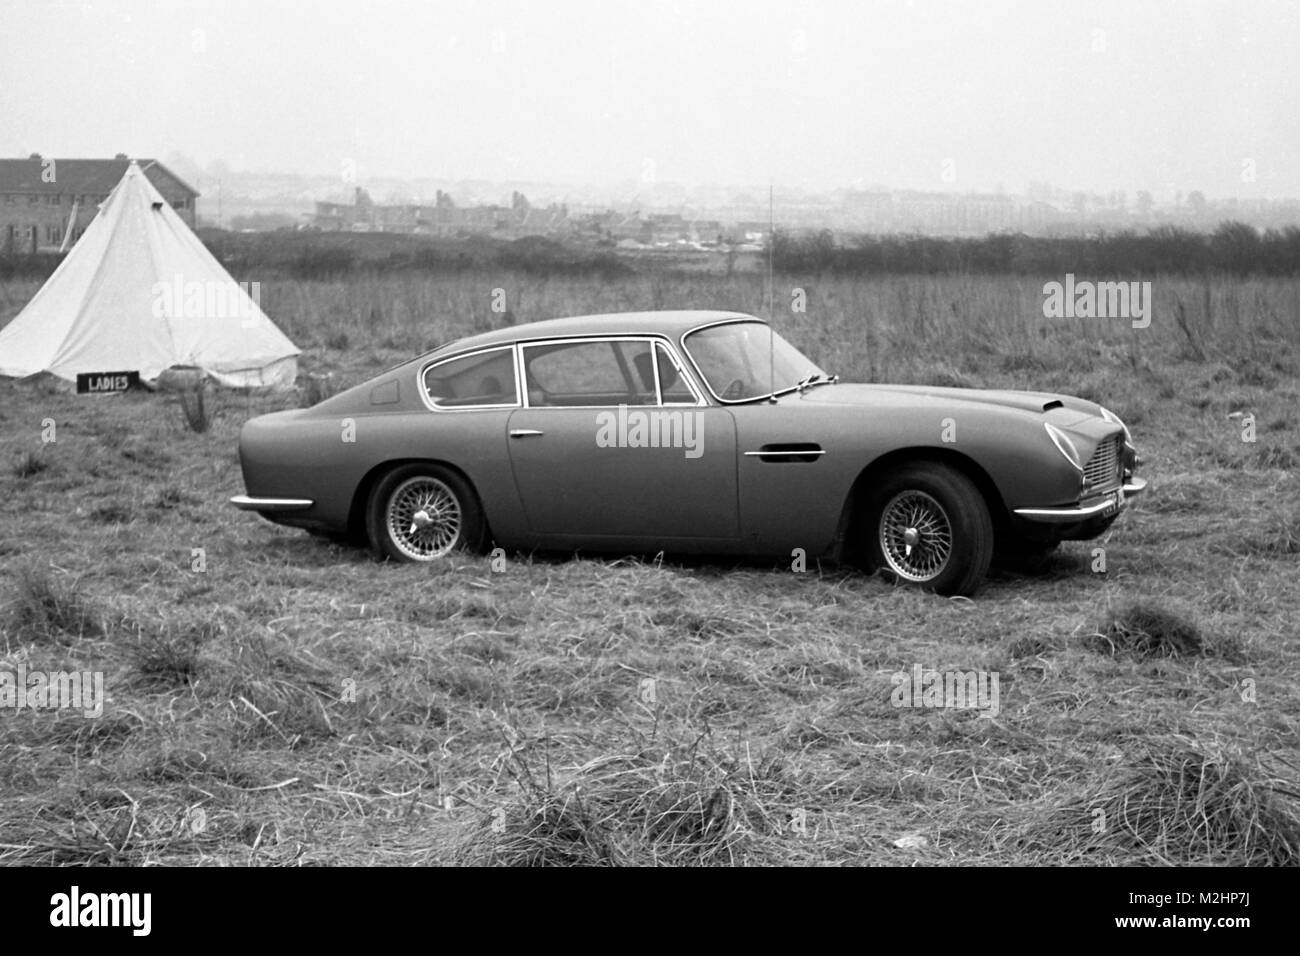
[1042,399,1064,411]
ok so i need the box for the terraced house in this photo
[312,187,572,239]
[0,153,199,252]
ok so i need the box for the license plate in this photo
[1102,488,1123,517]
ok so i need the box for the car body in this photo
[231,310,1147,595]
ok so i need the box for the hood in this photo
[792,382,1099,424]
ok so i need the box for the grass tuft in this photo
[6,568,103,645]
[458,736,770,866]
[125,617,217,688]
[1025,742,1300,865]
[1083,603,1209,659]
[13,449,49,479]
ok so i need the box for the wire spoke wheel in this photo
[878,489,953,582]
[386,476,462,560]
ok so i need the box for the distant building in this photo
[608,213,651,243]
[312,187,571,239]
[689,219,725,246]
[727,221,770,245]
[0,153,199,252]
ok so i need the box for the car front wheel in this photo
[866,463,994,597]
[366,464,487,562]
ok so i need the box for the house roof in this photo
[0,156,200,198]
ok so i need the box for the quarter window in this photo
[422,347,518,408]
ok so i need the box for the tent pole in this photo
[59,199,80,253]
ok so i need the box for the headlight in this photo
[1099,406,1133,447]
[1044,422,1083,472]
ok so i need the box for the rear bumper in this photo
[1013,477,1147,524]
[230,494,314,512]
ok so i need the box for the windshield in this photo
[683,321,825,402]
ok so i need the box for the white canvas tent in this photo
[0,161,299,389]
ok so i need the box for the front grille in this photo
[1083,434,1123,490]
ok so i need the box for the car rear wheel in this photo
[366,464,487,562]
[866,463,994,596]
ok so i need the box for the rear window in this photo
[423,347,518,408]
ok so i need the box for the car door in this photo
[413,344,533,542]
[506,337,739,541]
[727,399,849,553]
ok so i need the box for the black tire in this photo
[365,464,488,562]
[865,462,994,597]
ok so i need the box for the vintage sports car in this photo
[232,310,1146,596]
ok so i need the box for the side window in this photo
[656,344,697,404]
[423,347,518,408]
[524,340,653,406]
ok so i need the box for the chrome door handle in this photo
[510,429,545,438]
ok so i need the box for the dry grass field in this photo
[1,269,1298,865]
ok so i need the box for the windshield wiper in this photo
[795,373,838,392]
[757,373,838,402]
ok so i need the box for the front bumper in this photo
[230,494,314,512]
[1013,477,1148,524]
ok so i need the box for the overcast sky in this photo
[2,0,1297,198]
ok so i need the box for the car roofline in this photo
[388,310,763,374]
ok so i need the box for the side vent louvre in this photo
[748,443,824,463]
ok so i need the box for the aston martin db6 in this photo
[231,310,1147,595]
